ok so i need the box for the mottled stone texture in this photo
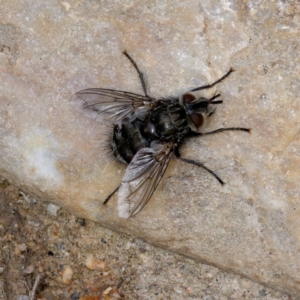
[0,0,299,297]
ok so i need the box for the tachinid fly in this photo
[70,51,250,218]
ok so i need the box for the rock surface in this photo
[0,0,300,297]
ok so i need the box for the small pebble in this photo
[62,266,73,284]
[23,265,34,274]
[103,287,112,294]
[61,1,71,11]
[16,296,30,300]
[14,243,27,255]
[47,203,61,216]
[38,264,44,272]
[85,254,106,271]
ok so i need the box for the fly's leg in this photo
[103,185,120,204]
[186,127,250,138]
[190,68,234,92]
[199,127,251,136]
[178,127,250,183]
[123,51,149,98]
[174,148,224,185]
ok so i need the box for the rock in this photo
[0,0,299,297]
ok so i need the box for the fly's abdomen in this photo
[111,120,151,164]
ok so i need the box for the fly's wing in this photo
[70,88,154,125]
[118,141,173,218]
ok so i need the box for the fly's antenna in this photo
[209,93,223,105]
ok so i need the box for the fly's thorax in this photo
[179,92,219,132]
[145,102,190,142]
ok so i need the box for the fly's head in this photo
[179,92,223,132]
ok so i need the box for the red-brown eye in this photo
[183,93,196,103]
[191,113,204,128]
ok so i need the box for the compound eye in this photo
[183,93,196,103]
[191,113,204,128]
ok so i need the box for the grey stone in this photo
[0,0,299,297]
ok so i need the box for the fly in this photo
[70,51,250,218]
